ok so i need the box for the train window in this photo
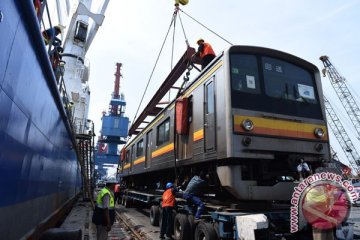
[230,52,323,119]
[157,118,170,146]
[188,96,193,123]
[230,54,260,94]
[136,139,144,157]
[206,81,214,114]
[262,56,317,104]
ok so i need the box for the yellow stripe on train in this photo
[152,143,174,158]
[134,156,145,165]
[233,115,328,140]
[123,163,130,170]
[193,128,204,142]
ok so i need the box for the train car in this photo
[120,45,330,202]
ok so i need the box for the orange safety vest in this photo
[162,188,175,207]
[200,43,215,59]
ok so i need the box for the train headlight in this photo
[314,128,325,138]
[242,119,254,131]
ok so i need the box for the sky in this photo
[82,0,360,172]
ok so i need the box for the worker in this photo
[297,158,312,180]
[42,25,62,46]
[49,45,63,73]
[114,182,121,204]
[92,181,116,240]
[195,38,216,70]
[64,101,74,118]
[160,182,177,240]
[183,171,206,220]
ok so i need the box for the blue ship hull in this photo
[0,1,81,239]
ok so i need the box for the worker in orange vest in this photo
[195,38,216,70]
[160,182,177,239]
[114,183,121,204]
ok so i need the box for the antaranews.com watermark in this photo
[290,172,358,233]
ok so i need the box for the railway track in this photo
[115,210,149,240]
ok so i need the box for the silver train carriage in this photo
[120,45,330,202]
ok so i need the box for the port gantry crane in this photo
[324,95,360,173]
[95,63,129,179]
[320,55,360,138]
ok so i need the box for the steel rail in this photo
[115,211,148,240]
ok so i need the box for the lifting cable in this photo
[171,8,178,70]
[132,6,232,124]
[128,5,234,184]
[131,9,178,125]
[178,8,233,46]
[178,10,190,47]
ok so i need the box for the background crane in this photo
[95,63,129,179]
[324,95,360,173]
[320,55,360,138]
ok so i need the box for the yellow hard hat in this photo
[55,25,63,33]
[175,0,188,5]
[197,38,204,44]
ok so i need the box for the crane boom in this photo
[320,55,360,138]
[324,95,360,173]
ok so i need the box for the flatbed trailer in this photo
[119,189,312,240]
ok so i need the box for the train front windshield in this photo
[230,54,323,119]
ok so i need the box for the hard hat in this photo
[54,25,64,33]
[54,25,61,32]
[166,182,174,189]
[196,38,204,44]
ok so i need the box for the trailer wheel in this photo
[194,222,217,240]
[174,213,190,240]
[150,205,160,226]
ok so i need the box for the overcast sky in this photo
[83,0,360,172]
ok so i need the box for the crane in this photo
[324,95,360,173]
[320,55,360,138]
[95,63,129,179]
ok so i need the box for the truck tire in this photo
[194,222,217,240]
[150,205,160,226]
[174,213,190,240]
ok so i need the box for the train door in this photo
[204,78,216,151]
[145,130,153,168]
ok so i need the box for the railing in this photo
[34,0,75,126]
